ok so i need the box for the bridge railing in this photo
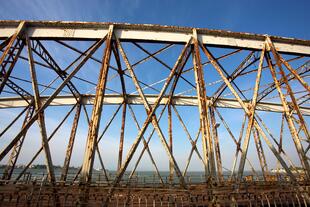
[0,171,307,187]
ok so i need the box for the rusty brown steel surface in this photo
[26,35,56,183]
[112,42,127,172]
[61,103,81,181]
[210,107,223,182]
[80,25,113,183]
[168,104,174,184]
[192,29,215,178]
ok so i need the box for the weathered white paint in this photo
[1,21,310,55]
[1,94,309,115]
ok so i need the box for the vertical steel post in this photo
[210,107,223,181]
[80,25,114,183]
[168,104,174,183]
[117,103,127,170]
[192,29,215,178]
[26,35,56,183]
[111,41,128,171]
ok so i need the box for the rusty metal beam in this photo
[60,103,81,181]
[132,42,196,89]
[1,21,310,56]
[26,35,56,182]
[2,94,310,115]
[192,29,215,178]
[111,40,128,171]
[214,108,257,178]
[117,104,126,171]
[72,104,123,182]
[0,104,30,138]
[56,40,162,94]
[168,104,174,183]
[273,52,310,93]
[230,113,247,178]
[80,25,113,183]
[211,51,257,103]
[210,107,223,181]
[182,127,201,177]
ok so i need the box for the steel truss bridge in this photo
[0,20,309,206]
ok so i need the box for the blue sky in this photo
[0,0,309,174]
[1,0,310,39]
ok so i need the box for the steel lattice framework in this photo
[0,21,309,206]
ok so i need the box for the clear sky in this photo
[0,0,309,174]
[0,0,309,39]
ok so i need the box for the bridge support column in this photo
[78,25,113,207]
[168,104,174,184]
[192,29,215,179]
[80,25,114,183]
[26,35,56,183]
[210,107,223,182]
